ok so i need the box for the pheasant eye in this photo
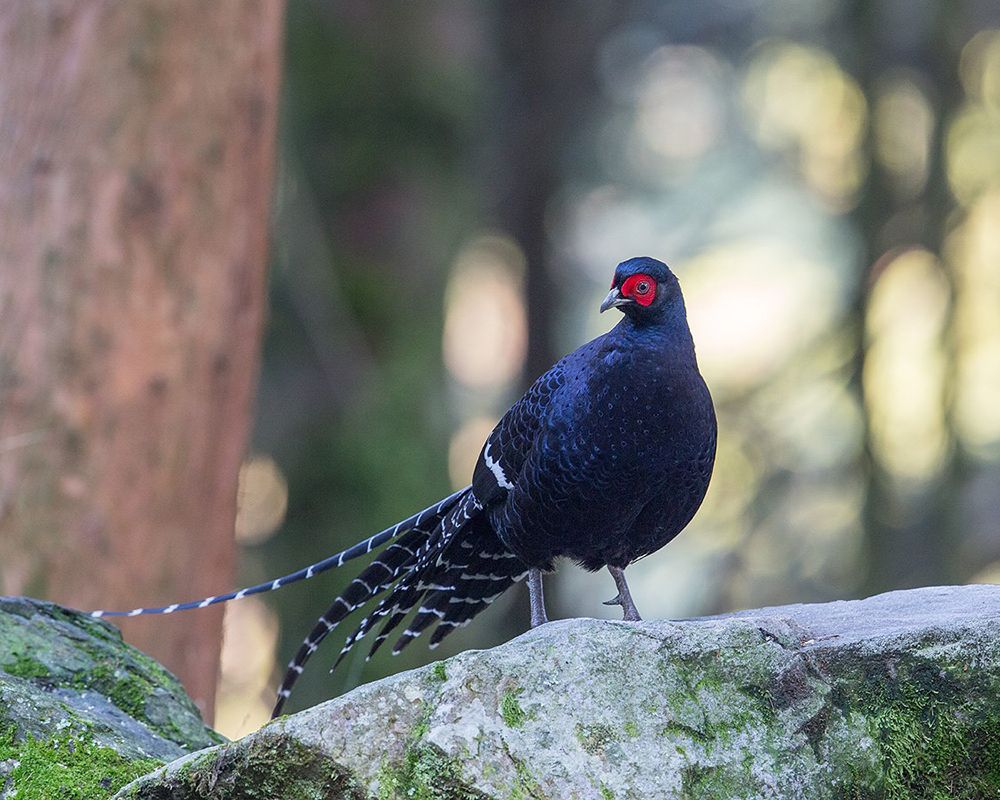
[620,273,656,306]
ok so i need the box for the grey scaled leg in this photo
[527,568,549,627]
[603,565,642,621]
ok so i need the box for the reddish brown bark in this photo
[0,0,283,719]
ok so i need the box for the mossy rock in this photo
[117,585,1000,799]
[0,596,223,799]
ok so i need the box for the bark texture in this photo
[0,0,283,717]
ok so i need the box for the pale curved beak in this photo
[600,287,629,313]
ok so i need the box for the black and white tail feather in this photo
[87,348,550,717]
[272,487,528,717]
[86,482,527,718]
[88,487,468,619]
[83,258,714,720]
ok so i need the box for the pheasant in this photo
[90,256,717,716]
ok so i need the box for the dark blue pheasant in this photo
[90,257,716,717]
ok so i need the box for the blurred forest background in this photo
[3,0,1000,740]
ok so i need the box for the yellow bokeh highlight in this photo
[448,416,497,489]
[949,191,1000,453]
[864,248,951,482]
[959,29,1000,111]
[874,73,933,198]
[235,455,289,545]
[214,597,279,739]
[742,41,867,208]
[634,45,728,167]
[443,235,527,389]
[969,561,1000,585]
[690,430,757,551]
[946,105,1000,206]
[756,373,863,472]
[681,240,840,395]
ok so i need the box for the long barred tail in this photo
[336,517,527,664]
[272,491,526,717]
[87,487,468,619]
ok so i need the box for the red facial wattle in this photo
[619,273,656,307]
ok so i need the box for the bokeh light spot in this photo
[448,416,497,489]
[681,240,841,395]
[864,248,950,482]
[235,456,288,545]
[950,192,1000,454]
[874,73,933,198]
[959,29,1000,111]
[946,106,1000,207]
[742,41,867,208]
[214,598,279,739]
[632,46,728,171]
[443,235,527,389]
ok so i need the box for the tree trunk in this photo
[0,0,283,720]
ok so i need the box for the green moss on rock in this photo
[369,702,487,800]
[118,733,361,800]
[78,661,154,721]
[2,595,223,799]
[500,689,527,729]
[0,726,162,800]
[842,656,1000,799]
[0,596,220,754]
[376,742,487,800]
[1,653,51,681]
[508,757,544,800]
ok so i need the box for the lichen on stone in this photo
[110,585,1000,799]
